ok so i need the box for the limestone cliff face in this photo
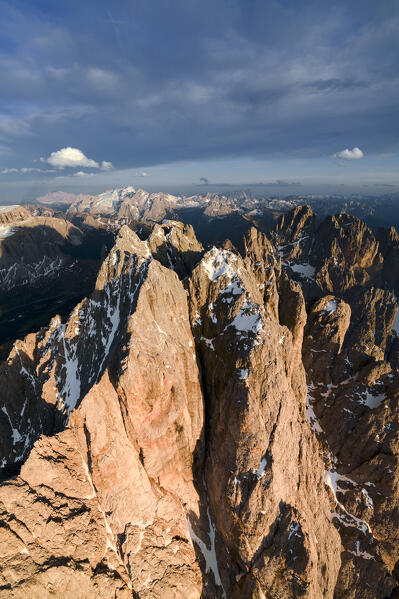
[188,246,341,598]
[0,215,398,598]
[311,213,383,296]
[275,207,399,597]
[0,205,31,225]
[303,292,399,598]
[273,207,385,300]
[0,225,204,597]
[273,205,315,263]
[242,226,281,320]
[147,220,204,278]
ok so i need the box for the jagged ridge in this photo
[0,212,398,598]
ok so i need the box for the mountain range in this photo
[0,188,398,597]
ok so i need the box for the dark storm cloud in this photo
[0,0,398,175]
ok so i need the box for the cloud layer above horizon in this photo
[0,0,398,189]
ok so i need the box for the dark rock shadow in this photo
[0,224,114,360]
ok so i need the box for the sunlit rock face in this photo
[0,216,398,598]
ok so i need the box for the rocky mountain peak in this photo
[186,243,341,598]
[272,205,315,265]
[272,207,387,300]
[312,213,382,272]
[0,213,398,597]
[0,220,205,596]
[275,204,315,239]
[0,204,31,226]
[147,220,204,278]
[243,226,281,319]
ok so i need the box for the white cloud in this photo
[45,146,101,169]
[20,167,56,173]
[101,160,113,170]
[332,147,364,161]
[1,168,19,174]
[73,171,94,177]
[1,167,56,175]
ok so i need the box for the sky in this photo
[0,0,399,201]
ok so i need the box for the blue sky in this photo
[0,0,398,200]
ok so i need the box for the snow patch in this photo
[288,522,301,540]
[254,455,267,479]
[209,302,218,324]
[0,225,16,238]
[277,236,309,256]
[202,248,237,282]
[324,299,338,313]
[362,388,385,409]
[348,541,373,560]
[1,406,22,444]
[56,330,81,415]
[187,510,225,597]
[238,368,248,380]
[221,278,244,297]
[325,470,371,534]
[362,488,374,509]
[306,394,323,433]
[0,256,64,291]
[0,205,20,213]
[289,263,316,279]
[200,336,215,350]
[229,299,263,335]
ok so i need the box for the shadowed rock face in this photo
[0,216,398,597]
[188,246,340,598]
[377,226,399,298]
[302,293,399,598]
[147,220,204,279]
[273,205,315,264]
[0,215,104,363]
[274,208,399,597]
[273,207,385,300]
[0,217,83,289]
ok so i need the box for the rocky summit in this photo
[0,209,398,598]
